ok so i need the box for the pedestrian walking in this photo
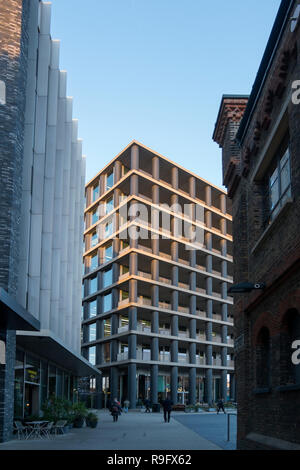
[123,398,130,413]
[217,398,226,414]
[162,395,173,423]
[111,397,122,422]
[144,398,151,413]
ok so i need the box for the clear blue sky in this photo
[50,0,281,188]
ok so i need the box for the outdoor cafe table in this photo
[25,421,49,439]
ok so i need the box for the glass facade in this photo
[13,350,78,420]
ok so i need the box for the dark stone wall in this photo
[0,0,31,443]
[0,0,30,296]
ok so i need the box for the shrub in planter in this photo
[86,412,98,428]
[71,402,88,428]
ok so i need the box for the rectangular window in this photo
[89,323,97,342]
[104,220,113,237]
[14,350,24,419]
[120,265,129,276]
[91,231,98,247]
[268,143,291,221]
[90,276,98,294]
[104,243,113,262]
[106,196,114,215]
[89,346,96,365]
[25,354,40,384]
[104,318,111,337]
[120,290,129,301]
[92,208,98,226]
[91,252,98,270]
[106,171,114,191]
[103,293,112,312]
[89,300,97,318]
[103,267,113,288]
[93,184,99,202]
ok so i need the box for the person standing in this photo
[111,398,122,422]
[123,398,130,413]
[144,398,151,413]
[162,395,173,423]
[217,398,226,414]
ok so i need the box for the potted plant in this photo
[195,402,202,412]
[86,412,98,428]
[71,402,88,428]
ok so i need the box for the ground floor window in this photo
[13,349,78,420]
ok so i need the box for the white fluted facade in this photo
[17,1,85,354]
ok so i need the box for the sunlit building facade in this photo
[82,141,235,408]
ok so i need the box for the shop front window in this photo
[14,350,24,419]
[25,354,40,384]
[40,361,48,410]
[48,365,56,398]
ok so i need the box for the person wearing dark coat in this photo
[111,398,122,422]
[217,398,226,414]
[144,398,151,413]
[162,396,173,423]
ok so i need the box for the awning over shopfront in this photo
[16,329,101,377]
[0,288,40,331]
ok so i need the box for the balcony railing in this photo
[196,357,206,365]
[118,325,129,334]
[212,335,222,343]
[178,331,189,339]
[159,354,170,363]
[117,352,128,361]
[137,324,151,334]
[178,355,189,364]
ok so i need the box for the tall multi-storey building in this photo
[0,1,99,442]
[82,141,235,408]
[213,0,300,450]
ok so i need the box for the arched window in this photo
[255,327,271,388]
[280,309,300,385]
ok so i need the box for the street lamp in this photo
[228,282,266,294]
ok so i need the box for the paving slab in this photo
[0,410,221,450]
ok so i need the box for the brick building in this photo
[213,0,300,450]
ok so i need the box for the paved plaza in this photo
[0,410,236,451]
